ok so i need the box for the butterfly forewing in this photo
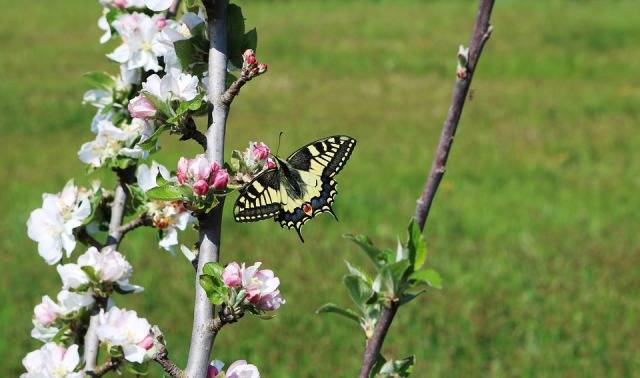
[286,136,356,178]
[233,169,282,222]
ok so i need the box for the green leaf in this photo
[199,275,226,305]
[243,28,258,52]
[185,0,197,9]
[203,262,224,278]
[375,355,415,377]
[400,289,426,306]
[124,361,149,375]
[137,124,169,150]
[316,303,361,323]
[382,260,411,296]
[407,219,427,271]
[227,4,246,69]
[343,234,389,272]
[146,184,192,201]
[409,268,442,289]
[83,71,115,92]
[344,275,374,313]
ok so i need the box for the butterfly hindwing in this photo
[233,135,356,242]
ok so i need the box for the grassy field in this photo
[2,0,639,376]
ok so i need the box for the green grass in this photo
[2,0,640,376]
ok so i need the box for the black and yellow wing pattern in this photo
[233,135,356,242]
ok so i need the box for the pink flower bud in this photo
[177,157,189,184]
[243,49,255,59]
[222,262,242,287]
[193,179,209,196]
[113,0,126,8]
[266,160,276,169]
[253,143,270,160]
[250,67,259,76]
[245,55,257,65]
[156,18,167,29]
[207,360,225,378]
[128,95,157,119]
[138,334,154,350]
[211,169,229,190]
[258,63,268,73]
[34,300,57,326]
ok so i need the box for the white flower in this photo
[137,161,172,192]
[56,290,95,315]
[107,13,164,72]
[98,13,112,44]
[27,181,92,265]
[57,263,90,290]
[78,119,150,167]
[225,360,260,378]
[83,88,112,109]
[97,307,151,363]
[145,0,174,11]
[21,343,84,378]
[168,67,199,101]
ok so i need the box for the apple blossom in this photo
[145,0,173,11]
[21,343,84,378]
[78,118,150,168]
[241,263,285,311]
[137,161,173,192]
[27,180,92,264]
[97,307,152,363]
[106,13,165,72]
[225,360,260,378]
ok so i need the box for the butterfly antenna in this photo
[275,131,284,157]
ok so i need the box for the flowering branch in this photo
[184,0,229,376]
[220,50,267,108]
[413,0,495,232]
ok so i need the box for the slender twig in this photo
[115,214,151,235]
[151,325,185,378]
[204,306,244,335]
[358,300,400,378]
[76,227,103,249]
[179,116,208,151]
[358,2,496,377]
[184,1,229,376]
[166,0,182,19]
[413,0,495,232]
[219,77,248,108]
[86,357,122,377]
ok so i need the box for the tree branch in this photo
[413,0,495,232]
[184,1,229,376]
[86,357,122,377]
[115,214,151,235]
[359,2,495,377]
[76,227,103,249]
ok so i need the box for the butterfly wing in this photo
[233,169,282,222]
[275,136,357,241]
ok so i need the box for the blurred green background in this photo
[2,0,639,376]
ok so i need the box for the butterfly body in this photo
[234,135,356,242]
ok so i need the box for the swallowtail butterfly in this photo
[233,135,356,242]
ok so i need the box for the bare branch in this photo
[86,357,122,377]
[413,0,495,232]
